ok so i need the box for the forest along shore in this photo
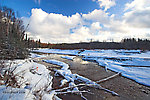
[34,53,150,100]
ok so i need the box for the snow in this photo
[43,60,102,90]
[60,79,68,87]
[42,59,115,95]
[0,85,35,100]
[42,91,56,100]
[96,60,150,86]
[43,59,69,70]
[13,60,53,91]
[43,59,97,84]
[33,48,79,55]
[1,59,54,100]
[81,50,150,87]
[34,48,150,87]
[61,55,76,60]
[30,53,46,58]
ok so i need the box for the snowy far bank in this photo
[33,48,79,55]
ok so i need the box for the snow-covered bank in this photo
[43,59,69,70]
[13,60,53,91]
[96,59,150,86]
[0,85,34,100]
[33,49,150,87]
[0,59,53,100]
[81,50,150,86]
[82,51,150,87]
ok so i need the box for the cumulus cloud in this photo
[124,0,150,11]
[91,22,101,30]
[123,0,150,28]
[23,0,150,43]
[124,8,150,28]
[82,9,109,24]
[29,9,79,42]
[107,0,150,40]
[93,0,116,11]
[24,9,93,43]
[24,8,110,43]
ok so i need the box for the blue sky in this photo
[1,0,100,17]
[1,0,150,43]
[1,0,131,17]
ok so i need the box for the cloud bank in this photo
[23,0,150,43]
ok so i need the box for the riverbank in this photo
[34,53,150,100]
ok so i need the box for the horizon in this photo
[1,0,150,43]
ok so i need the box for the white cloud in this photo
[24,9,90,43]
[111,0,150,40]
[82,9,109,24]
[24,9,109,43]
[91,22,101,30]
[23,0,150,43]
[123,0,150,29]
[70,26,92,42]
[90,22,102,35]
[124,0,150,11]
[93,0,116,11]
[92,0,150,41]
[124,8,150,28]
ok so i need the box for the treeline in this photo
[45,38,150,50]
[121,38,150,50]
[0,6,29,59]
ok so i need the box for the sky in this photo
[1,0,150,43]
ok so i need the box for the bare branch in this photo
[56,90,88,94]
[96,72,121,83]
